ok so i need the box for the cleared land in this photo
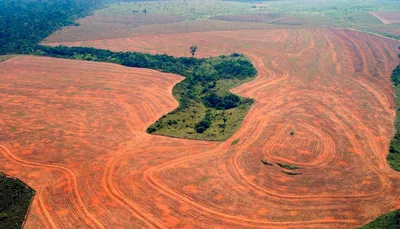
[43,0,400,43]
[44,13,188,42]
[44,19,279,43]
[370,12,400,25]
[0,28,398,228]
[43,0,268,42]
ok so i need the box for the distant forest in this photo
[0,0,94,54]
[0,0,123,54]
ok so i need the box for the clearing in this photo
[370,12,400,25]
[1,28,400,228]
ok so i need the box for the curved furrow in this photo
[101,152,167,229]
[0,144,105,228]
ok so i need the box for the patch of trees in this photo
[195,111,212,133]
[391,65,400,87]
[203,93,241,110]
[388,63,400,171]
[214,58,258,79]
[0,173,35,229]
[358,209,400,228]
[35,45,200,76]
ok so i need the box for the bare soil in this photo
[2,29,400,228]
[44,13,188,43]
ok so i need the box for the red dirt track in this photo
[2,29,400,228]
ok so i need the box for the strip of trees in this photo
[388,62,400,171]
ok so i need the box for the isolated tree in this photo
[190,45,197,57]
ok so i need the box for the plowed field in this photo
[2,28,400,228]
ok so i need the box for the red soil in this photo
[43,19,279,43]
[2,29,400,228]
[44,13,188,43]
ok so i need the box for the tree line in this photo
[388,61,400,171]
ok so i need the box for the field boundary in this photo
[21,187,35,229]
[369,12,391,25]
[344,28,400,42]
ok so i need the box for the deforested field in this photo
[370,12,400,25]
[1,28,399,228]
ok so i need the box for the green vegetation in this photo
[261,159,273,166]
[34,45,257,140]
[147,56,256,140]
[231,139,240,145]
[262,0,400,40]
[0,0,110,54]
[0,173,35,229]
[388,63,400,171]
[264,0,400,22]
[277,162,300,170]
[358,209,400,229]
[372,32,400,41]
[0,55,15,63]
[282,171,302,176]
[190,45,198,57]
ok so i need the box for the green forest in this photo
[388,63,400,171]
[0,0,109,54]
[0,174,35,229]
[359,209,400,229]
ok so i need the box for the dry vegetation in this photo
[211,13,305,26]
[0,55,15,63]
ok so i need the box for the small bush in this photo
[231,139,240,145]
[147,126,157,133]
[261,159,273,166]
[277,163,299,170]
